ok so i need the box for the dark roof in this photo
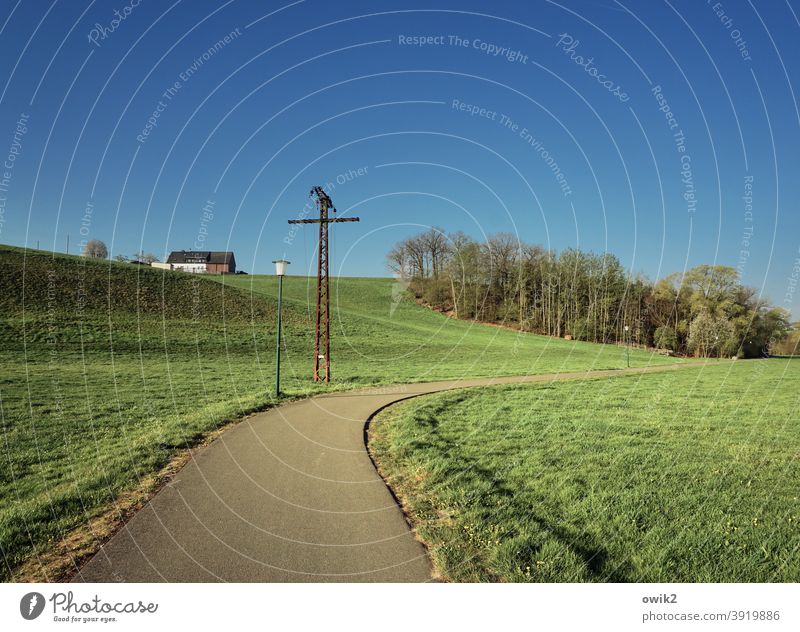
[209,251,235,264]
[166,251,235,264]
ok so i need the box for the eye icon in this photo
[20,592,45,620]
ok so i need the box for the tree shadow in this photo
[461,458,633,582]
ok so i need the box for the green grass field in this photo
[218,273,681,383]
[369,359,800,582]
[0,245,679,580]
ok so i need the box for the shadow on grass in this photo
[464,458,632,582]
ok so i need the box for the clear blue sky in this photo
[1,0,798,315]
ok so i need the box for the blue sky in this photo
[1,0,798,315]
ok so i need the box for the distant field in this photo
[370,360,800,582]
[0,245,680,580]
[219,274,681,382]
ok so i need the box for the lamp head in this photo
[273,259,290,276]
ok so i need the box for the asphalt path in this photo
[75,363,704,582]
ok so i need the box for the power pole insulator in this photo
[288,186,360,383]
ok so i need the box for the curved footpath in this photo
[76,363,706,582]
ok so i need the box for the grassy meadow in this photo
[369,359,800,582]
[0,245,678,580]
[218,273,682,382]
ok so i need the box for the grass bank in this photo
[369,359,800,582]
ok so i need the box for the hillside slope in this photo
[0,245,296,351]
[219,274,682,382]
[0,245,274,319]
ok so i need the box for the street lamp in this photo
[624,325,630,368]
[273,259,290,397]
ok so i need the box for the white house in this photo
[165,251,236,274]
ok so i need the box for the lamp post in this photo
[273,259,290,397]
[624,325,630,368]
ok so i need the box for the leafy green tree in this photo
[772,322,800,356]
[688,311,716,357]
[654,326,678,351]
[715,317,737,357]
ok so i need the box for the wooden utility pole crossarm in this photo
[287,217,360,224]
[288,186,360,383]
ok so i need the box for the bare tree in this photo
[83,239,108,259]
[140,253,160,264]
[403,236,427,279]
[386,242,408,278]
[420,227,450,278]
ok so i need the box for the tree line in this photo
[387,229,794,358]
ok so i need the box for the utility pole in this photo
[288,186,359,382]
